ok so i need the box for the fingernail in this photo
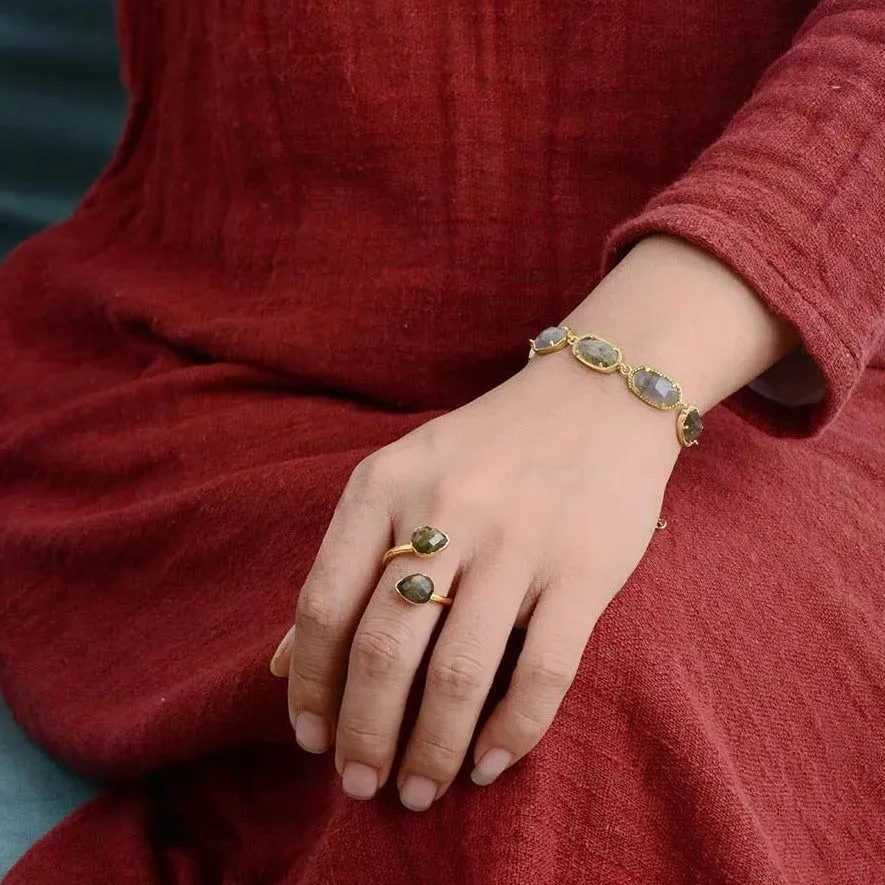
[470,748,513,786]
[269,629,293,677]
[342,762,378,800]
[399,776,438,812]
[294,712,331,754]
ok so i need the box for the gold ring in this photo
[394,573,453,607]
[381,525,450,567]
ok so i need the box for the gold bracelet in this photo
[528,325,703,448]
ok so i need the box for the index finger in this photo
[282,461,393,752]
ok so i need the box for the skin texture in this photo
[269,234,801,812]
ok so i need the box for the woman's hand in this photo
[269,232,806,813]
[269,350,680,812]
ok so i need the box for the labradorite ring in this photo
[381,525,450,567]
[394,573,453,607]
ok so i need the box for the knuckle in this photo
[349,448,400,497]
[287,668,330,702]
[300,549,348,602]
[296,589,339,634]
[408,731,463,770]
[287,646,333,697]
[523,652,576,694]
[427,650,487,700]
[287,653,336,708]
[505,703,551,744]
[337,718,389,752]
[351,620,410,678]
[477,518,508,551]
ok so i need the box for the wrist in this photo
[560,234,801,413]
[513,349,682,466]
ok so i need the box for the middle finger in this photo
[334,521,461,800]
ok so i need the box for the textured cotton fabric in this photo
[1,1,884,883]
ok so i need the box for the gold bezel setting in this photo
[676,407,703,447]
[410,525,450,557]
[626,365,684,411]
[571,334,622,374]
[528,325,571,357]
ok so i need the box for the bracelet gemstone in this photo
[572,335,621,372]
[529,325,703,447]
[678,407,704,446]
[529,325,570,354]
[628,367,682,409]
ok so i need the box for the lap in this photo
[1,362,882,882]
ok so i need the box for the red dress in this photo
[1,1,884,881]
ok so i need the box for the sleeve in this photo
[600,0,885,438]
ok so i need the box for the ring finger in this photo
[395,548,531,811]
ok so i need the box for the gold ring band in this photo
[395,574,453,607]
[381,543,417,566]
[381,525,450,567]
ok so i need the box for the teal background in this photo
[0,1,125,253]
[0,1,125,874]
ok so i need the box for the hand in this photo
[269,351,680,812]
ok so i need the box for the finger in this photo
[469,581,590,787]
[334,524,460,800]
[396,551,530,812]
[286,461,393,754]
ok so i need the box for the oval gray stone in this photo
[411,525,448,555]
[573,336,619,370]
[532,326,567,350]
[630,368,682,408]
[396,573,434,604]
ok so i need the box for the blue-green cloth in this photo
[0,705,102,877]
[0,1,124,875]
[0,1,125,254]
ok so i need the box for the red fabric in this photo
[1,1,884,882]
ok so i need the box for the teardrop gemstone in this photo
[572,335,620,372]
[678,407,703,446]
[531,326,568,353]
[629,368,682,409]
[411,526,449,555]
[395,573,435,604]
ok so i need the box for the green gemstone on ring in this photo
[411,526,449,555]
[396,573,435,604]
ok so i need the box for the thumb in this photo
[269,623,297,677]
